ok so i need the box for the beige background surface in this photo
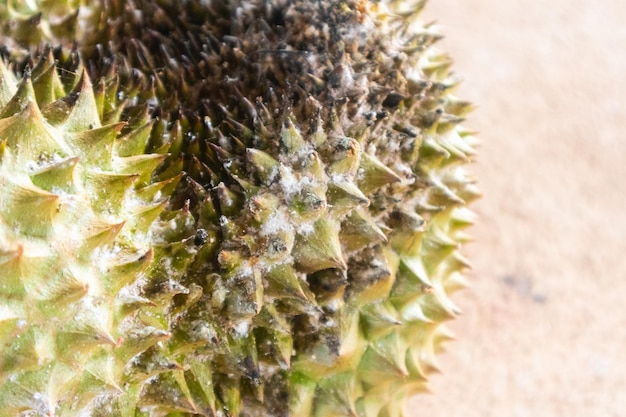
[409,1,626,416]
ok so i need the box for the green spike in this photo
[154,156,184,184]
[399,256,433,287]
[116,153,167,185]
[168,313,221,356]
[0,304,20,344]
[139,371,197,413]
[404,341,430,383]
[323,136,361,176]
[100,72,120,117]
[115,325,171,364]
[80,221,125,257]
[0,178,59,237]
[314,372,360,417]
[248,191,281,226]
[31,60,67,107]
[376,390,412,417]
[136,173,182,202]
[228,331,261,383]
[8,12,43,45]
[56,327,118,360]
[115,293,156,319]
[30,156,78,192]
[151,208,195,243]
[398,297,433,324]
[436,116,468,136]
[185,155,213,186]
[184,359,218,417]
[357,152,403,194]
[358,333,409,388]
[225,117,255,143]
[247,148,280,185]
[340,208,388,252]
[418,137,451,168]
[299,150,327,183]
[360,303,402,341]
[223,266,264,319]
[0,244,43,298]
[255,326,293,369]
[431,324,456,352]
[103,249,154,294]
[280,117,306,155]
[286,185,327,222]
[265,263,316,304]
[0,100,66,166]
[84,350,124,392]
[443,269,471,294]
[125,346,182,382]
[0,365,75,415]
[215,182,245,217]
[390,258,434,309]
[115,120,154,157]
[293,309,363,377]
[61,69,102,132]
[65,122,125,164]
[170,283,202,317]
[231,171,261,198]
[36,270,88,305]
[293,218,346,273]
[0,71,37,118]
[86,171,139,214]
[0,326,41,373]
[421,56,453,78]
[418,288,461,322]
[327,180,370,213]
[422,226,459,271]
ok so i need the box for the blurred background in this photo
[409,1,626,416]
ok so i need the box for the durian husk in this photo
[0,1,479,416]
[0,50,192,415]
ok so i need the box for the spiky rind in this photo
[0,1,478,416]
[0,52,189,415]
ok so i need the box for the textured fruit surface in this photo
[0,50,187,414]
[0,1,478,416]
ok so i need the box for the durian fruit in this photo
[0,1,479,416]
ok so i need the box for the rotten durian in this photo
[0,1,479,416]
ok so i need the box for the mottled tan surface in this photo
[408,1,626,416]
